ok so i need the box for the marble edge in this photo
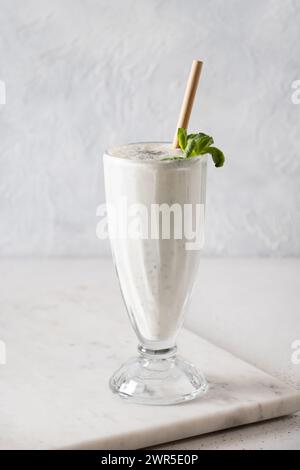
[60,391,300,450]
[183,328,300,393]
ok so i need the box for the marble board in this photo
[0,259,300,450]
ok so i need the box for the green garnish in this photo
[165,128,225,167]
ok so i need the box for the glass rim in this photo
[104,141,207,165]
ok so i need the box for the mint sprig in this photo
[166,128,225,167]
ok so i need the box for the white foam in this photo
[107,143,183,161]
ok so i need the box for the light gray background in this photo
[0,0,299,256]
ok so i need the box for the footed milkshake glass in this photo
[103,143,208,405]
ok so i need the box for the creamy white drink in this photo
[104,59,225,404]
[104,143,207,351]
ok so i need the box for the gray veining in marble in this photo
[0,259,299,450]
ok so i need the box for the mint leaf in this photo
[192,134,213,155]
[173,128,225,167]
[203,146,225,167]
[177,128,187,151]
[162,156,185,161]
[186,133,198,142]
[184,138,196,158]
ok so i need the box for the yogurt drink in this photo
[104,143,207,351]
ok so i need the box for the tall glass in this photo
[103,143,208,405]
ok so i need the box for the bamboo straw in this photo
[172,60,203,148]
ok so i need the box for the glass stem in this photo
[138,344,177,359]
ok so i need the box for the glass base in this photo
[109,345,209,405]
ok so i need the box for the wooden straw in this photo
[172,60,203,148]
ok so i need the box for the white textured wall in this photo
[0,0,299,256]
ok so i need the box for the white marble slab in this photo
[0,259,299,450]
